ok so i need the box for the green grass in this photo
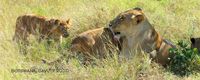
[1,0,200,79]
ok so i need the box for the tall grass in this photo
[1,0,200,79]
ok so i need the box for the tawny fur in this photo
[150,39,176,66]
[13,14,71,44]
[109,7,175,66]
[70,27,120,64]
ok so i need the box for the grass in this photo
[1,0,200,79]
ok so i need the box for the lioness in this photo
[109,7,175,66]
[13,14,71,44]
[70,27,121,64]
[191,37,200,53]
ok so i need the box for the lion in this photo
[70,27,121,64]
[13,14,71,44]
[191,37,200,53]
[109,7,176,66]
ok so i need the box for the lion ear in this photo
[55,19,60,25]
[66,18,71,25]
[191,38,195,44]
[47,19,54,24]
[131,14,144,24]
[135,15,144,24]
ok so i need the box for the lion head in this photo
[191,37,200,52]
[109,7,145,37]
[109,7,162,54]
[48,19,71,38]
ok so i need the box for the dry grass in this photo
[1,0,200,79]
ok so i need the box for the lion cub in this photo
[13,14,71,44]
[70,27,120,64]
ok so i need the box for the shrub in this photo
[169,40,200,76]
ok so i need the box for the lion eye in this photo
[119,16,125,21]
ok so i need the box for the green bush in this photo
[169,40,200,76]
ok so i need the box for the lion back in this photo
[16,14,47,34]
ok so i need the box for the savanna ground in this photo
[1,0,200,80]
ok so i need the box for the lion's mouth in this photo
[113,32,121,42]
